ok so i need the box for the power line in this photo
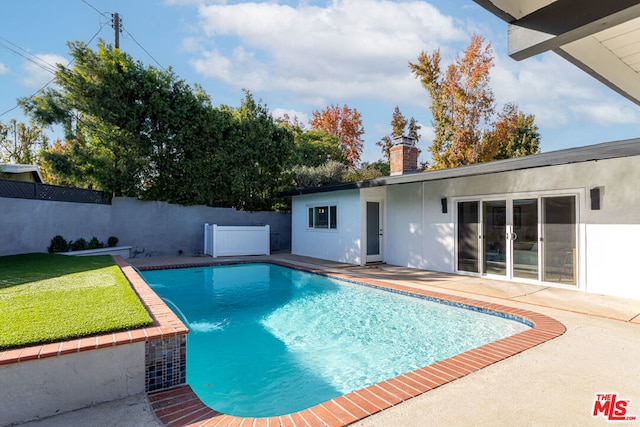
[122,26,165,69]
[0,38,58,75]
[81,0,109,19]
[0,23,106,119]
[79,0,164,69]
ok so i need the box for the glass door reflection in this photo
[512,199,539,280]
[483,200,506,276]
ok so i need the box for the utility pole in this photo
[111,13,122,49]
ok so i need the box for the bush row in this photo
[48,235,119,253]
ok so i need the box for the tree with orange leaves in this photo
[483,103,540,161]
[309,104,365,167]
[410,34,539,169]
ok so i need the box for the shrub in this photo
[47,235,70,253]
[107,236,119,247]
[87,237,105,250]
[70,238,88,252]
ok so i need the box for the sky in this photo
[1,0,639,165]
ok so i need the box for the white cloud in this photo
[19,53,66,89]
[272,108,309,124]
[0,63,9,75]
[490,52,639,128]
[179,0,640,149]
[186,0,466,105]
[570,103,639,125]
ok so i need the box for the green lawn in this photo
[0,253,153,350]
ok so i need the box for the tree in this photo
[0,119,49,164]
[23,41,293,210]
[410,34,497,169]
[309,104,365,167]
[216,91,295,211]
[483,103,540,161]
[22,40,200,196]
[290,160,346,188]
[278,117,345,168]
[376,106,421,160]
[342,160,390,182]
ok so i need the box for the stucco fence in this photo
[0,196,291,257]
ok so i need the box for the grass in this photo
[0,253,153,350]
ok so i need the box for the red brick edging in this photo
[145,260,566,427]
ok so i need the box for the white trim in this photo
[363,199,384,263]
[305,202,338,231]
[452,188,584,290]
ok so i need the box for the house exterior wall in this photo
[291,154,640,300]
[384,156,640,300]
[291,189,361,264]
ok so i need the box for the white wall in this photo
[385,182,456,272]
[385,183,425,269]
[586,224,640,300]
[0,343,145,425]
[291,189,361,264]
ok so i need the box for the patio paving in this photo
[16,253,640,426]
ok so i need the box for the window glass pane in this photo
[457,201,479,273]
[314,206,328,228]
[542,196,576,285]
[329,206,337,229]
[308,208,313,228]
[483,200,506,276]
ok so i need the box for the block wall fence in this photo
[0,196,291,257]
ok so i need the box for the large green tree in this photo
[23,40,211,196]
[279,115,345,168]
[22,40,292,210]
[215,92,294,211]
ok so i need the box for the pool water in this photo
[142,263,529,417]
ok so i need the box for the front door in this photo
[366,201,383,263]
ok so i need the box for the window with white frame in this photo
[308,205,337,229]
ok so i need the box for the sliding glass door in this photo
[456,194,576,285]
[457,201,479,273]
[512,199,538,280]
[483,200,507,276]
[542,196,576,285]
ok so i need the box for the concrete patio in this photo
[16,253,640,426]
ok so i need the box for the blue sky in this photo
[1,0,639,164]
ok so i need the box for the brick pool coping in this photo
[0,256,188,366]
[140,260,566,427]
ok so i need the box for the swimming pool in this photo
[142,263,530,417]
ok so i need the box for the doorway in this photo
[366,201,383,263]
[456,195,576,285]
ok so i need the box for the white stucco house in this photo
[284,139,640,300]
[283,1,640,301]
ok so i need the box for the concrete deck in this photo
[16,253,640,426]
